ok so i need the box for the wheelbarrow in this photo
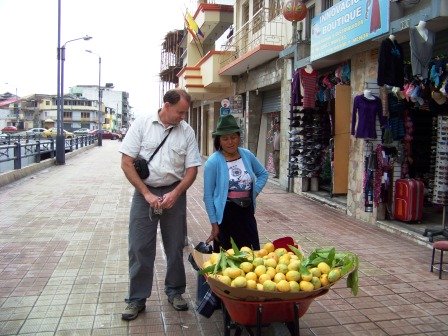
[206,236,330,335]
[214,286,328,336]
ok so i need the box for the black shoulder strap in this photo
[147,127,173,163]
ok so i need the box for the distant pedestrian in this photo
[268,120,280,178]
[119,88,202,321]
[203,114,268,251]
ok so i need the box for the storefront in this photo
[290,0,448,239]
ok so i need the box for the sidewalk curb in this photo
[0,143,96,188]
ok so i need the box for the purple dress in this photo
[351,94,384,139]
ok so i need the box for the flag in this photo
[185,11,204,38]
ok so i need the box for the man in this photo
[119,89,201,321]
[272,121,280,178]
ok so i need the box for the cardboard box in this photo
[192,249,332,302]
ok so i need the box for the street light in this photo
[56,0,92,165]
[85,50,102,146]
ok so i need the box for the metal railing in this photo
[0,134,97,173]
[220,7,285,69]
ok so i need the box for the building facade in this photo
[70,85,132,131]
[169,0,448,236]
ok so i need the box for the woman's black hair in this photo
[213,132,241,151]
[213,136,221,151]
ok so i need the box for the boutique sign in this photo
[310,0,389,61]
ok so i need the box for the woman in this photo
[203,115,268,251]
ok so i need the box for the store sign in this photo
[310,0,389,61]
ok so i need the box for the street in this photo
[0,140,447,335]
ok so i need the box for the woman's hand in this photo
[206,223,219,244]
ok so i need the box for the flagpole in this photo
[183,8,204,57]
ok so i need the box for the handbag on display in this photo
[133,128,173,179]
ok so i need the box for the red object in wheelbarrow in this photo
[214,286,328,336]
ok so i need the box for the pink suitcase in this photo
[394,179,424,222]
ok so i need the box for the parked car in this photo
[0,132,7,144]
[15,128,47,137]
[25,128,47,136]
[89,129,121,140]
[73,128,90,136]
[42,127,74,138]
[1,125,18,133]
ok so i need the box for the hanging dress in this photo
[299,68,318,109]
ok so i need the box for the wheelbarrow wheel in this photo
[222,303,251,336]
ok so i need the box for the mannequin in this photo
[409,20,435,79]
[364,89,375,100]
[304,64,313,73]
[299,64,317,108]
[416,20,428,41]
[377,36,404,88]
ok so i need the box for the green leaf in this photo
[219,251,227,272]
[288,245,304,260]
[230,237,240,255]
[227,257,237,269]
[300,263,309,275]
[346,268,359,296]
[326,247,336,267]
[199,264,216,275]
[213,252,222,274]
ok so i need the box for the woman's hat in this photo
[212,114,240,137]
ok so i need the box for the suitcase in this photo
[394,179,424,222]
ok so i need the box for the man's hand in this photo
[121,153,158,205]
[159,189,180,209]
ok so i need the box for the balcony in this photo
[177,50,233,100]
[219,7,285,76]
[193,3,233,47]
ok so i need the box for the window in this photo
[81,112,90,119]
[268,0,281,21]
[63,111,72,119]
[306,5,315,40]
[252,0,264,33]
[322,0,333,11]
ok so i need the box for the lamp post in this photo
[56,0,92,165]
[85,50,102,146]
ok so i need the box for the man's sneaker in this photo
[121,302,145,321]
[168,294,188,311]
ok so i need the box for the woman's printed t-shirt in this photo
[227,158,252,191]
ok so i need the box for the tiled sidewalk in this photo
[0,140,447,335]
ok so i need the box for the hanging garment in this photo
[379,85,389,117]
[291,69,303,107]
[409,26,435,79]
[299,67,318,108]
[387,93,405,141]
[377,38,404,88]
[351,94,384,139]
[368,0,381,33]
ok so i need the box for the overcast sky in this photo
[0,0,220,117]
